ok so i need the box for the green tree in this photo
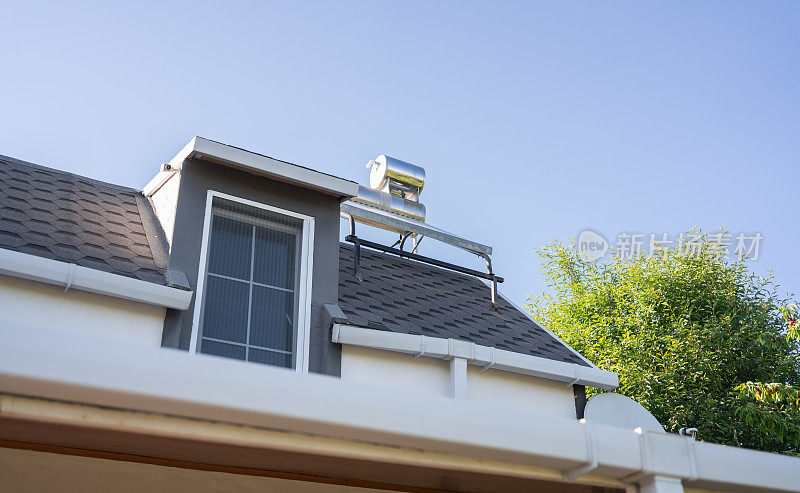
[528,232,800,454]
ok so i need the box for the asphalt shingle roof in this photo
[0,153,589,365]
[0,155,167,284]
[338,243,589,366]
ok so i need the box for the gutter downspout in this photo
[563,421,598,482]
[620,429,700,493]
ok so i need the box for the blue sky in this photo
[1,1,797,306]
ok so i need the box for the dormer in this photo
[143,137,357,374]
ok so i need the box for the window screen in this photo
[198,198,303,369]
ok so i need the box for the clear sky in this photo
[1,1,797,306]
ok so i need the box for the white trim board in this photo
[332,324,619,391]
[142,167,178,197]
[0,247,193,310]
[165,137,358,198]
[189,191,314,373]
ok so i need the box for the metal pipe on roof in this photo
[350,185,426,223]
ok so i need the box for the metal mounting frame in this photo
[345,217,502,310]
[341,201,492,256]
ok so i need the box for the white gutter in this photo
[164,137,359,198]
[0,325,798,492]
[0,248,193,310]
[332,324,619,391]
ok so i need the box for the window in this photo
[191,193,314,371]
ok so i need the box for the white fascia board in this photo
[1,324,799,493]
[167,137,359,198]
[332,324,619,391]
[142,168,178,197]
[166,136,198,171]
[0,248,193,310]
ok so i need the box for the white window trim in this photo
[189,190,315,373]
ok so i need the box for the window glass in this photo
[202,339,247,361]
[207,215,251,280]
[253,226,296,289]
[249,286,294,350]
[198,198,303,369]
[201,276,249,344]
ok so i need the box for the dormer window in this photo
[190,191,314,371]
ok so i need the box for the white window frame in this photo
[189,190,315,373]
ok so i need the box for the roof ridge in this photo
[0,154,141,195]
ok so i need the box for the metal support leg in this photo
[483,254,498,311]
[410,236,423,254]
[353,239,362,281]
[349,216,363,282]
[390,235,403,249]
[399,232,412,251]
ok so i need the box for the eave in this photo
[0,324,798,492]
[146,137,359,199]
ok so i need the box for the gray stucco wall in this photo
[161,157,343,377]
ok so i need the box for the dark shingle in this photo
[338,243,589,366]
[0,155,167,285]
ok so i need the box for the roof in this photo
[0,153,589,366]
[338,244,590,366]
[0,155,168,285]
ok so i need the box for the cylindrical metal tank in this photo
[369,155,426,201]
[351,185,426,222]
